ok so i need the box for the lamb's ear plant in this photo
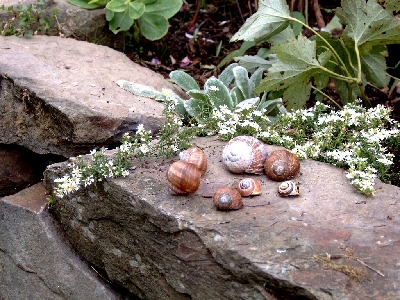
[231,0,400,110]
[117,63,286,123]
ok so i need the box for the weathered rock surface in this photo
[0,144,38,196]
[44,137,400,300]
[0,183,128,300]
[0,35,180,157]
[0,0,124,49]
[0,144,64,197]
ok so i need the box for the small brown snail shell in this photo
[234,178,262,197]
[278,181,300,197]
[264,149,300,181]
[179,146,207,175]
[167,161,201,194]
[222,136,268,174]
[213,187,243,210]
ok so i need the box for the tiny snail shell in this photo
[234,178,262,197]
[213,187,243,210]
[264,149,300,181]
[167,161,201,195]
[278,181,300,197]
[179,146,207,175]
[222,136,268,175]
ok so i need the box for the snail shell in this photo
[222,136,268,174]
[179,146,207,175]
[234,178,262,197]
[167,161,201,194]
[213,187,243,210]
[278,181,300,197]
[264,149,300,181]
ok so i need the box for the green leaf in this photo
[255,36,329,110]
[232,66,253,99]
[324,15,342,33]
[289,11,305,36]
[106,0,127,12]
[269,25,296,46]
[144,0,182,18]
[170,70,200,91]
[88,0,108,6]
[116,80,166,101]
[138,13,168,40]
[258,97,284,115]
[230,86,244,105]
[379,0,400,12]
[204,77,234,109]
[69,0,105,9]
[183,97,212,122]
[129,1,145,19]
[360,45,389,88]
[249,67,266,89]
[236,55,276,73]
[231,0,291,42]
[336,0,400,47]
[108,10,134,33]
[218,63,239,87]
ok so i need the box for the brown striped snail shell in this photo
[167,161,201,195]
[213,187,243,210]
[222,136,268,175]
[264,149,300,181]
[179,146,207,175]
[278,181,300,197]
[234,178,262,197]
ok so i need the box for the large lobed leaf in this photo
[230,0,291,42]
[336,0,400,47]
[255,36,331,110]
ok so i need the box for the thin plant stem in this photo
[311,85,343,109]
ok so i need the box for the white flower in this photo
[136,124,145,134]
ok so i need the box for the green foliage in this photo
[0,0,58,37]
[117,64,285,123]
[230,0,400,110]
[68,0,182,40]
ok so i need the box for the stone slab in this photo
[0,183,127,299]
[0,35,180,157]
[43,137,400,299]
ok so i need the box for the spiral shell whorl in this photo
[213,187,243,210]
[264,149,300,181]
[222,136,268,174]
[278,180,300,197]
[236,178,262,196]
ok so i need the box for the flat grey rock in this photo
[0,35,179,157]
[44,137,400,299]
[0,183,125,300]
[0,0,124,49]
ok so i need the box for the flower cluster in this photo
[54,134,135,198]
[202,100,272,141]
[206,100,399,195]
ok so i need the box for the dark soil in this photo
[124,1,400,187]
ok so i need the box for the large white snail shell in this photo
[222,136,268,174]
[278,181,300,197]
